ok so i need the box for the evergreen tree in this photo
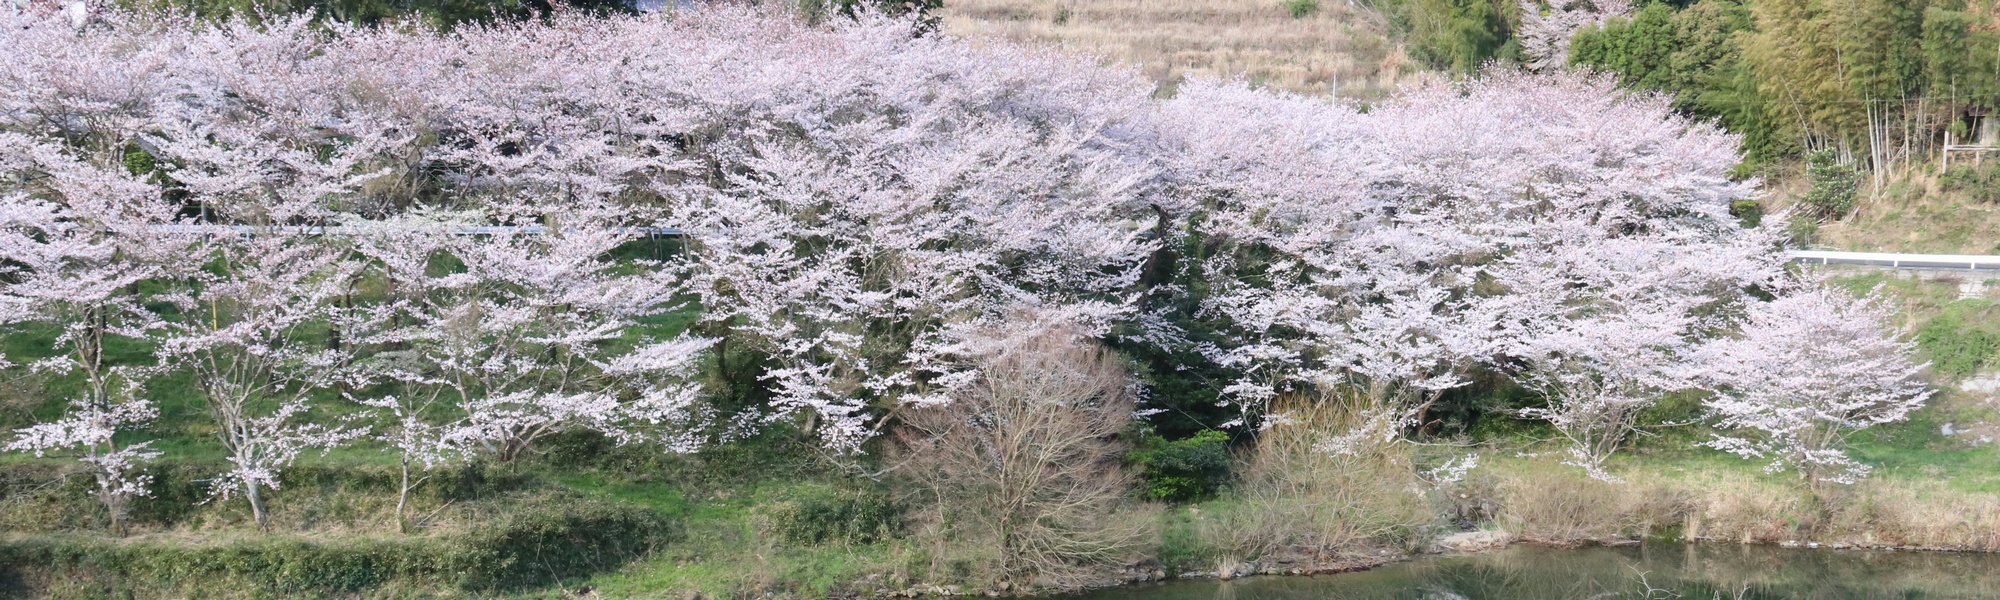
[1924,2,2000,113]
[1571,3,1680,90]
[1571,0,1787,164]
[1386,0,1519,73]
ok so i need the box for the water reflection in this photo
[1067,543,2000,600]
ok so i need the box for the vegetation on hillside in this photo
[939,0,1414,97]
[1,4,1998,600]
[1570,0,2000,174]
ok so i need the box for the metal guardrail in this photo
[1787,250,2000,271]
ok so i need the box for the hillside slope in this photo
[940,0,1414,98]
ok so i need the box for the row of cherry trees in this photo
[1149,71,1924,485]
[0,7,1932,534]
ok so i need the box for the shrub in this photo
[1284,0,1319,18]
[1917,312,1999,378]
[1939,164,2000,204]
[0,491,672,597]
[1207,395,1435,560]
[758,486,902,547]
[1801,150,1862,220]
[1731,198,1764,228]
[1495,470,1633,543]
[1131,430,1233,502]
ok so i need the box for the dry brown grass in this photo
[1764,164,2000,254]
[1817,479,2000,550]
[1187,396,1433,564]
[1488,456,2000,552]
[939,0,1417,98]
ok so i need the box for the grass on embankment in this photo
[1766,158,2000,255]
[1397,268,2000,553]
[568,486,907,600]
[1465,316,2000,551]
[9,387,2000,598]
[1474,439,2000,551]
[9,270,2000,598]
[0,475,675,599]
[0,429,889,599]
[939,0,1415,99]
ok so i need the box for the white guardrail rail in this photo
[1787,250,2000,271]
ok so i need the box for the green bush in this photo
[0,491,672,598]
[1284,0,1319,18]
[1130,430,1233,502]
[1154,507,1220,574]
[1917,311,2000,378]
[757,486,901,547]
[1801,150,1862,220]
[1939,163,2000,204]
[1377,0,1514,73]
[122,144,157,176]
[1731,198,1764,228]
[458,492,677,589]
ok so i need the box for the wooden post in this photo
[1944,129,1952,174]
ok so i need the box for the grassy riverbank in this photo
[6,273,2000,599]
[6,404,1999,598]
[8,279,2000,599]
[1466,271,2000,551]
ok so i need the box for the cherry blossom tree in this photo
[342,221,461,533]
[0,209,167,534]
[1507,290,1696,481]
[0,200,166,534]
[1697,279,1933,486]
[357,218,712,465]
[1151,80,1488,439]
[0,122,192,535]
[111,15,412,531]
[1495,222,1783,480]
[1159,71,1780,453]
[633,12,1166,451]
[0,10,197,533]
[0,7,1847,505]
[157,232,370,532]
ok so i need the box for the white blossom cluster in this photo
[0,5,1936,536]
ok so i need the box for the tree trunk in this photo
[246,481,270,533]
[396,455,412,534]
[499,438,524,464]
[96,471,127,537]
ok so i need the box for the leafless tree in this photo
[892,318,1152,587]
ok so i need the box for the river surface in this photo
[1065,543,2000,600]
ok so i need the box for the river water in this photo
[1065,543,2000,600]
